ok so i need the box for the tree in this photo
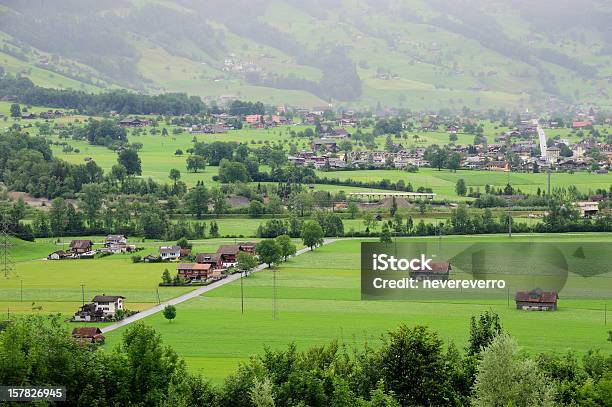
[249,377,275,407]
[237,251,258,275]
[446,152,462,172]
[169,168,181,184]
[80,183,104,229]
[256,239,282,267]
[186,182,209,218]
[210,188,228,216]
[276,234,296,261]
[163,305,177,322]
[424,145,448,171]
[186,155,206,173]
[161,269,172,285]
[118,149,142,176]
[380,223,392,245]
[301,221,324,250]
[176,237,192,249]
[378,325,454,406]
[49,198,68,236]
[218,159,250,183]
[467,311,502,356]
[249,200,265,218]
[348,201,359,219]
[455,179,467,196]
[472,333,556,407]
[10,103,21,118]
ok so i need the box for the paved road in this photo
[101,240,332,333]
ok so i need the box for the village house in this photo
[104,235,129,253]
[119,118,151,127]
[177,263,211,281]
[159,246,181,261]
[576,201,599,217]
[409,262,451,281]
[48,250,70,260]
[72,327,105,344]
[572,121,592,129]
[515,289,558,311]
[196,252,224,269]
[215,243,257,267]
[245,114,262,124]
[74,295,125,321]
[69,240,94,254]
[311,139,338,153]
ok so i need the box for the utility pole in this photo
[272,269,277,320]
[507,159,512,238]
[241,270,244,315]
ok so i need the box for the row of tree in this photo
[1,311,608,406]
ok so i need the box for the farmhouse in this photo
[69,239,93,254]
[311,139,338,153]
[515,289,558,311]
[48,250,69,260]
[177,263,211,281]
[159,246,181,261]
[195,252,224,269]
[72,327,105,344]
[104,234,131,253]
[74,295,125,321]
[409,262,451,281]
[576,201,599,217]
[216,245,241,267]
[119,118,150,127]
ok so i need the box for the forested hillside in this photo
[0,0,610,109]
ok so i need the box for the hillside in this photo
[0,0,611,110]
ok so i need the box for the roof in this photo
[106,234,125,241]
[196,253,221,263]
[92,295,125,303]
[572,121,592,127]
[217,245,240,255]
[72,327,102,337]
[160,246,181,253]
[312,138,337,144]
[515,289,558,303]
[411,262,451,274]
[177,263,211,271]
[70,240,93,249]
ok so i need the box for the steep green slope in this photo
[0,0,610,109]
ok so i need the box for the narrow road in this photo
[101,240,334,333]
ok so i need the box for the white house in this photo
[159,246,181,260]
[92,295,125,316]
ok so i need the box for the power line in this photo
[0,220,15,279]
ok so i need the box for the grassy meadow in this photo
[98,234,612,383]
[0,237,281,317]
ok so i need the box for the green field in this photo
[317,168,612,200]
[0,237,279,316]
[98,234,612,383]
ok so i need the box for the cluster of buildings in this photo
[176,242,256,283]
[141,242,257,283]
[47,235,135,260]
